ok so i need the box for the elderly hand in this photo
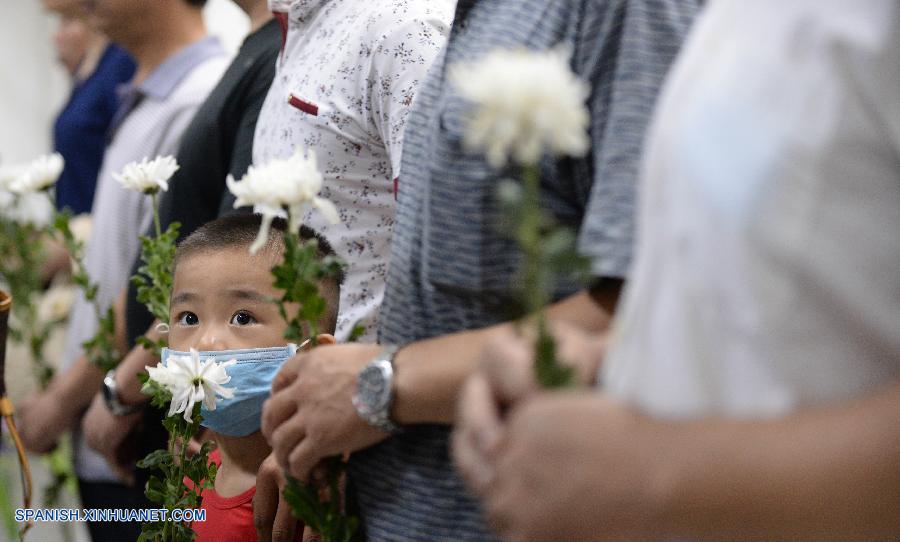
[261,343,391,481]
[484,392,664,542]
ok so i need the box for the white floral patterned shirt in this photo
[254,0,454,341]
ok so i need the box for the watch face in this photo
[358,363,390,413]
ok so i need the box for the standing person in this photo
[455,1,900,540]
[46,0,135,215]
[77,0,282,506]
[242,1,456,538]
[252,0,455,342]
[17,0,229,540]
[260,0,699,539]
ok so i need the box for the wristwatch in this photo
[352,346,401,433]
[101,370,142,416]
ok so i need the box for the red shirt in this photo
[190,449,258,542]
[187,450,305,541]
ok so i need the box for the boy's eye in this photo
[177,312,199,326]
[231,311,256,326]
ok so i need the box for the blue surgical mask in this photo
[160,344,298,437]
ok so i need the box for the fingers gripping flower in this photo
[450,47,590,168]
[113,155,180,194]
[226,149,339,254]
[146,348,236,422]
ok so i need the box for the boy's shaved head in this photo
[174,213,344,333]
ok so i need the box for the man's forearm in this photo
[55,355,106,417]
[655,383,900,540]
[393,287,620,425]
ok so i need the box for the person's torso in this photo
[65,46,230,481]
[53,45,136,214]
[357,2,630,540]
[253,0,454,341]
[604,0,900,417]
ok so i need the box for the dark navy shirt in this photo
[53,44,135,214]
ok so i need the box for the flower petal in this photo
[313,197,340,224]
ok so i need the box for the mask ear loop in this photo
[295,340,309,353]
[155,322,170,335]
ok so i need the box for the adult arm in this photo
[18,289,129,452]
[394,285,618,424]
[476,382,900,541]
[262,282,621,480]
[81,315,161,460]
[654,382,900,540]
[18,354,104,453]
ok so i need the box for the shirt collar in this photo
[108,36,224,139]
[285,0,332,24]
[137,36,225,100]
[452,0,479,30]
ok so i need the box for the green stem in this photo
[151,192,162,239]
[171,421,192,540]
[521,165,549,314]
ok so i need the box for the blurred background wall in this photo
[0,0,249,165]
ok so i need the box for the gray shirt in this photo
[62,37,229,482]
[351,0,700,539]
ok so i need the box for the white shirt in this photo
[604,0,900,417]
[254,0,454,341]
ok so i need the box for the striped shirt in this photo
[350,0,699,540]
[62,37,229,482]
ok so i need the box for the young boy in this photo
[164,214,342,541]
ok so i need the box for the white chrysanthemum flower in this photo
[0,188,14,213]
[5,192,54,228]
[113,155,179,194]
[9,153,64,193]
[0,163,26,192]
[146,348,236,422]
[227,149,339,254]
[449,47,590,168]
[38,284,75,322]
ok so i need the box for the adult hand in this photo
[483,393,664,542]
[253,452,299,542]
[453,324,606,495]
[261,343,391,481]
[81,393,141,485]
[17,390,78,454]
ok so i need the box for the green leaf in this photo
[347,323,366,343]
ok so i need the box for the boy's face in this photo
[169,247,288,352]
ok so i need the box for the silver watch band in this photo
[353,346,402,433]
[102,370,141,416]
